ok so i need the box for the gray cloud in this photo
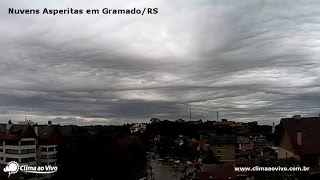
[1,0,320,125]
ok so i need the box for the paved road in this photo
[149,159,184,180]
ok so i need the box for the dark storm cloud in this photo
[1,0,320,125]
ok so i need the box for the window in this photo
[0,149,3,152]
[5,149,19,154]
[48,154,57,159]
[0,141,3,146]
[40,147,47,152]
[20,140,35,146]
[40,155,47,159]
[0,157,3,160]
[48,147,55,152]
[5,140,19,146]
[21,157,36,163]
[217,150,221,154]
[21,149,36,154]
[6,158,19,162]
[217,144,223,148]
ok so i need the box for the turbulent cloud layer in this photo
[1,0,320,125]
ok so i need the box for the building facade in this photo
[0,122,37,165]
[207,135,236,162]
[276,116,320,167]
[0,121,63,167]
[36,124,62,166]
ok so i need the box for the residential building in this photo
[130,123,147,133]
[207,135,236,162]
[0,121,37,165]
[276,115,320,167]
[188,120,203,125]
[237,136,251,152]
[236,124,250,136]
[252,135,267,154]
[206,119,242,127]
[236,136,252,160]
[36,122,62,166]
[262,146,278,160]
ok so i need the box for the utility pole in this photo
[190,109,192,121]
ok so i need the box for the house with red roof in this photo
[0,120,37,165]
[36,121,62,166]
[276,115,320,167]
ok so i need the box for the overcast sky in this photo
[0,0,320,125]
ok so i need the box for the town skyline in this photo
[1,0,320,125]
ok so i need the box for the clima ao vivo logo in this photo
[3,161,57,177]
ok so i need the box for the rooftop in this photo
[277,116,320,155]
[207,135,237,145]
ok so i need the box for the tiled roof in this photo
[37,125,56,140]
[0,124,36,140]
[280,116,320,155]
[207,135,237,145]
[237,136,251,144]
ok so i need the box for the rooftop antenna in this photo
[190,109,192,121]
[217,111,219,121]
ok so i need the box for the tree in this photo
[56,126,147,180]
[203,149,221,164]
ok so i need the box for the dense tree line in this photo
[55,125,147,180]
